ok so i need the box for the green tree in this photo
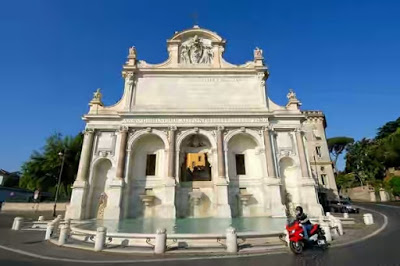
[345,138,385,187]
[379,128,400,168]
[376,117,400,140]
[389,176,400,197]
[19,132,83,199]
[327,136,354,172]
[336,172,356,192]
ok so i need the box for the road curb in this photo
[330,205,388,249]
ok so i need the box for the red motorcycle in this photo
[285,220,328,254]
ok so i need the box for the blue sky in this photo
[1,0,399,171]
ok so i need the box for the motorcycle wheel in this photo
[289,241,303,254]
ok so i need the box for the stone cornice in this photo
[310,161,333,166]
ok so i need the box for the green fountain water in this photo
[78,217,287,234]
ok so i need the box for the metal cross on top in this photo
[191,12,199,26]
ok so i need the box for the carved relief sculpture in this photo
[179,35,214,64]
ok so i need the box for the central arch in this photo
[124,131,167,218]
[175,129,217,218]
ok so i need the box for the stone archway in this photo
[87,158,113,219]
[125,133,166,218]
[176,132,215,218]
[227,133,263,217]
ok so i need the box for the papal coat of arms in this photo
[180,35,214,64]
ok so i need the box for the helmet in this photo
[295,206,303,214]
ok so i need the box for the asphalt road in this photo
[0,203,398,266]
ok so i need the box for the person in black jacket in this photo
[295,206,312,240]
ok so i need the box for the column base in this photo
[300,179,324,217]
[65,180,88,220]
[216,204,232,218]
[215,181,231,218]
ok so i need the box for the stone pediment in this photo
[125,26,266,70]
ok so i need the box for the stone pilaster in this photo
[295,129,310,178]
[116,126,128,179]
[103,127,128,220]
[215,126,231,217]
[217,126,226,179]
[167,127,177,179]
[263,127,276,178]
[66,128,95,220]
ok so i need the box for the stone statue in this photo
[96,192,108,219]
[254,47,263,59]
[92,88,102,103]
[128,46,136,58]
[180,45,189,64]
[287,89,297,101]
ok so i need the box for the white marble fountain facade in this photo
[66,26,338,222]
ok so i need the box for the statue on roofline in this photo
[287,88,297,101]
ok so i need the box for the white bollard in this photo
[325,212,331,217]
[321,223,332,242]
[94,227,107,252]
[331,227,339,239]
[226,227,238,253]
[58,224,69,246]
[154,228,167,254]
[343,212,349,219]
[12,217,23,231]
[45,222,55,240]
[335,218,344,236]
[38,216,45,221]
[363,213,374,225]
[64,218,71,234]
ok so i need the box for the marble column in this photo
[217,126,226,179]
[66,128,95,220]
[167,127,176,179]
[161,127,177,218]
[295,129,310,178]
[116,127,128,179]
[76,129,95,181]
[263,127,276,178]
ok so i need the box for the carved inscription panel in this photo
[134,76,263,108]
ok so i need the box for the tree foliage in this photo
[327,136,354,171]
[336,172,356,192]
[389,176,400,197]
[376,117,400,140]
[19,133,83,198]
[342,117,400,192]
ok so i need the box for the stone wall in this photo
[1,202,68,212]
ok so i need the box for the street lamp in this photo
[53,149,66,217]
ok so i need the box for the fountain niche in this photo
[176,134,214,218]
